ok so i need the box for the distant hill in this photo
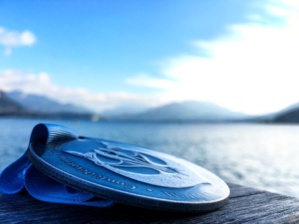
[118,101,248,122]
[101,105,150,119]
[273,103,299,123]
[0,91,26,115]
[7,90,90,114]
[0,90,98,120]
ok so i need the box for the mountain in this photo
[118,101,248,122]
[7,91,90,114]
[101,105,150,118]
[0,91,27,115]
[273,103,299,123]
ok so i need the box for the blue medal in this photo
[0,123,229,212]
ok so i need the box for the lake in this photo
[1,117,299,198]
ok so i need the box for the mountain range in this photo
[272,102,299,123]
[7,91,89,114]
[0,91,26,115]
[0,90,95,120]
[113,101,248,122]
[2,89,299,123]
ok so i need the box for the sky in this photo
[0,0,299,115]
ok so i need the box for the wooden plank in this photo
[1,183,299,223]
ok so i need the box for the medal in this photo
[1,123,229,212]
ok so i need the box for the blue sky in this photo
[0,0,299,114]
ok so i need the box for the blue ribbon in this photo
[0,124,115,208]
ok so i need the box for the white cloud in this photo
[0,27,36,56]
[0,70,158,112]
[127,0,299,115]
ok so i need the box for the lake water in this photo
[1,118,299,198]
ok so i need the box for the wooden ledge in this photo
[1,183,299,223]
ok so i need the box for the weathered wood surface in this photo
[1,183,299,223]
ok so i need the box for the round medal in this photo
[28,124,229,212]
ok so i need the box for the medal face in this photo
[28,137,229,212]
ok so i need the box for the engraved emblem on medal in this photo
[65,140,210,188]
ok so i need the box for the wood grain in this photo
[1,183,299,223]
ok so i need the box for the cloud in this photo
[0,70,158,112]
[127,0,299,115]
[0,27,36,56]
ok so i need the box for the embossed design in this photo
[65,141,210,188]
[66,146,177,174]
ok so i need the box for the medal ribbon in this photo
[0,123,115,207]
